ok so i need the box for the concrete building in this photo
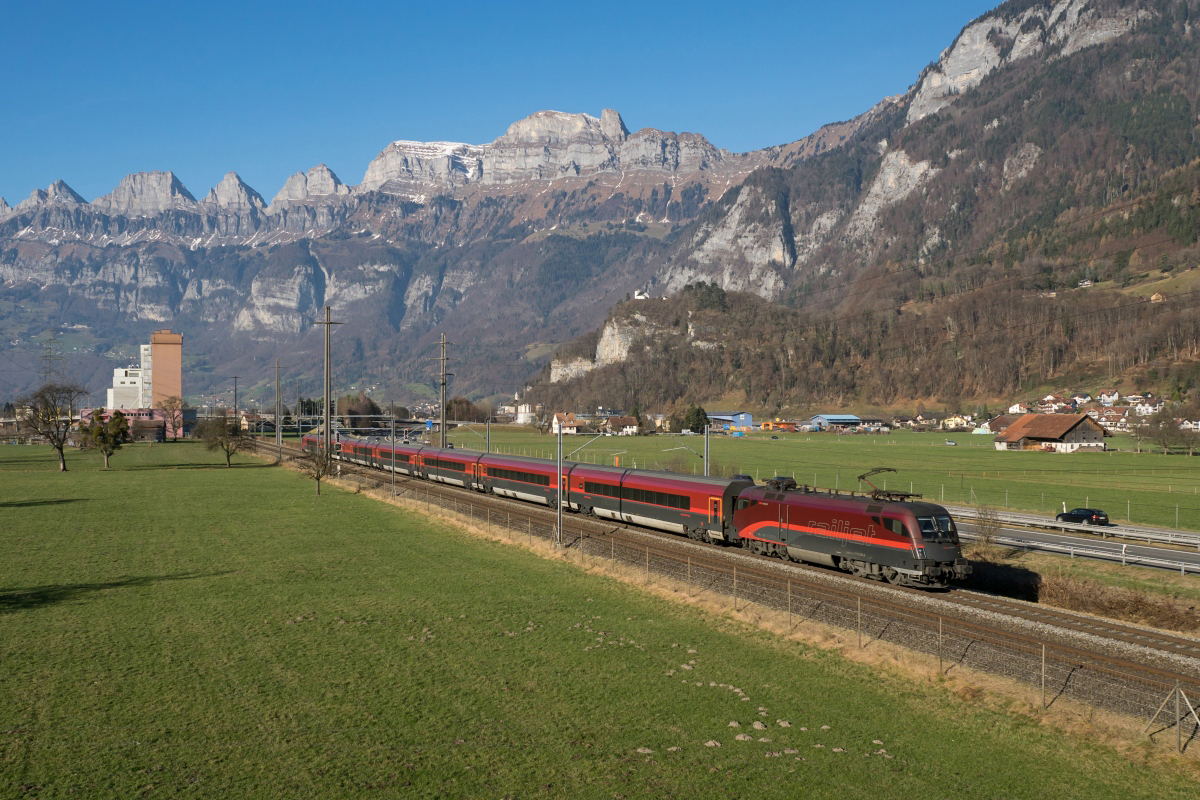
[104,329,183,411]
[150,329,183,407]
[106,368,145,409]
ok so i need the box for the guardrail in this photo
[947,505,1200,549]
[958,530,1199,575]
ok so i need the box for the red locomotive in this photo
[306,435,970,588]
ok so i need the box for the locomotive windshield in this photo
[915,515,958,544]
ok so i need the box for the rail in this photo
[257,439,1200,750]
[946,505,1200,548]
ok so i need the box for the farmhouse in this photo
[993,413,1111,453]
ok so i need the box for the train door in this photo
[561,474,569,509]
[709,497,721,530]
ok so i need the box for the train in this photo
[303,433,971,588]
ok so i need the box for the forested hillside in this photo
[527,269,1200,415]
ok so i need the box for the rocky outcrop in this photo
[203,172,266,212]
[14,180,86,212]
[548,314,661,382]
[0,198,8,214]
[267,164,350,212]
[845,150,938,238]
[549,357,595,383]
[359,141,484,194]
[669,184,793,299]
[1003,143,1043,190]
[92,171,200,216]
[483,110,623,183]
[360,108,737,196]
[907,0,1151,125]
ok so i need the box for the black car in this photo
[1056,507,1109,525]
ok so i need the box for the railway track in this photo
[263,439,1200,741]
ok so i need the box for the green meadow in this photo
[1,443,1194,798]
[444,426,1200,531]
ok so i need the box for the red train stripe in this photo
[738,520,913,551]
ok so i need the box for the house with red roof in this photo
[993,413,1111,453]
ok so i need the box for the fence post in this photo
[528,517,531,546]
[645,543,649,583]
[1041,644,1046,709]
[857,596,862,648]
[1177,681,1182,754]
[687,555,691,586]
[611,536,615,563]
[787,578,792,628]
[733,566,737,611]
[938,616,943,673]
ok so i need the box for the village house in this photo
[982,414,1022,434]
[1037,394,1070,414]
[1097,389,1121,406]
[1070,393,1092,406]
[1096,407,1131,432]
[601,415,641,435]
[1007,401,1034,414]
[941,413,973,430]
[891,415,917,429]
[551,412,581,435]
[1135,398,1167,416]
[914,412,946,429]
[993,413,1111,453]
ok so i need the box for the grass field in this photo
[2,443,1196,797]
[438,426,1200,531]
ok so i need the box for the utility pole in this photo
[313,305,343,456]
[231,376,241,425]
[390,401,396,497]
[275,358,282,460]
[38,333,66,385]
[432,333,453,449]
[556,425,563,547]
[704,424,710,477]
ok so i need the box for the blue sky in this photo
[1,0,998,205]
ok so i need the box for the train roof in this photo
[742,484,951,515]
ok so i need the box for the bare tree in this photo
[293,444,334,495]
[1142,408,1182,454]
[197,411,245,467]
[973,505,1003,562]
[156,395,186,441]
[19,382,89,471]
[80,410,130,469]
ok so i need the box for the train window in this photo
[916,516,955,543]
[736,498,758,511]
[584,481,619,497]
[879,517,907,536]
[622,487,690,510]
[491,467,551,487]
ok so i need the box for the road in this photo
[952,513,1200,574]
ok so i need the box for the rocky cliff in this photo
[1,0,1192,405]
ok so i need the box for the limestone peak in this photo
[204,172,266,212]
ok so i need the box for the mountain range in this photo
[2,0,1197,410]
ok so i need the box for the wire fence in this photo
[272,442,1200,751]
[416,479,1200,751]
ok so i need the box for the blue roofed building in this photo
[810,414,862,431]
[706,411,754,431]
